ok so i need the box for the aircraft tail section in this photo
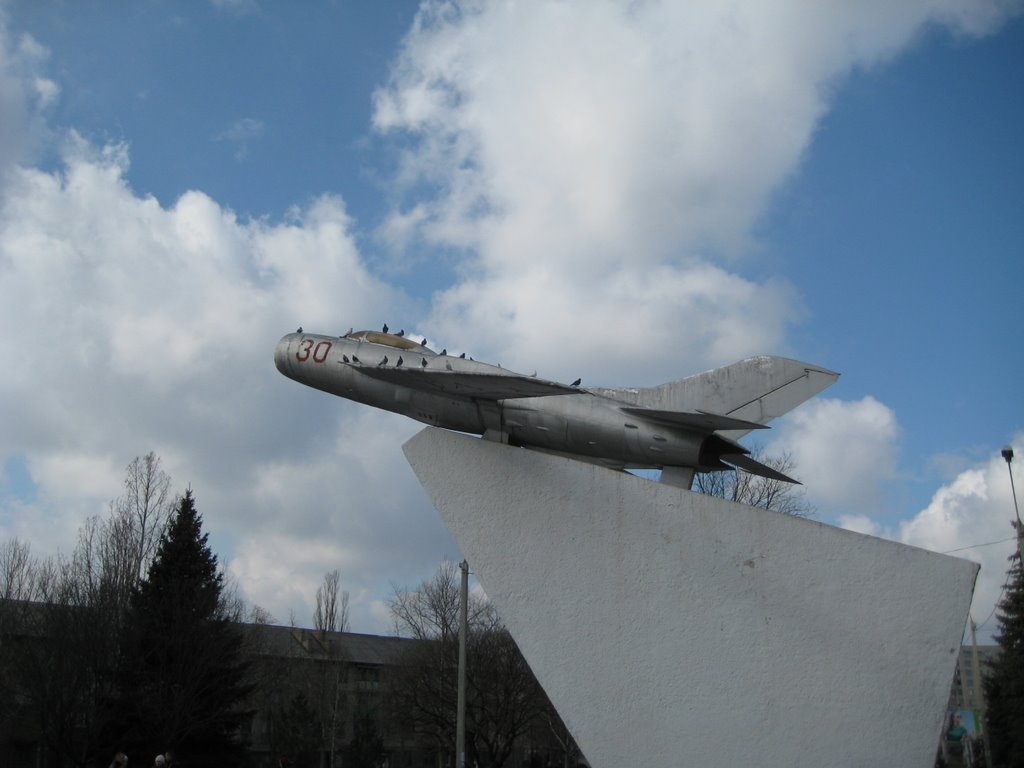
[594,356,838,435]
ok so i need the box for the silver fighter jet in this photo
[274,329,838,487]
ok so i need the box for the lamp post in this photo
[457,560,468,768]
[1003,446,1021,555]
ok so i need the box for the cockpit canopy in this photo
[346,330,435,353]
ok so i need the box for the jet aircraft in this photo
[274,328,838,488]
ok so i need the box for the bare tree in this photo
[13,542,122,767]
[536,704,583,768]
[693,449,815,517]
[313,569,350,633]
[0,538,40,729]
[117,451,173,581]
[309,569,352,768]
[389,560,489,641]
[468,625,547,767]
[388,562,547,768]
[0,537,35,603]
[248,603,276,625]
[0,537,37,665]
[0,453,177,767]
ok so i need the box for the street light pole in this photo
[1002,446,1021,555]
[457,560,468,768]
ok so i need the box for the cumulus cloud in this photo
[0,15,56,189]
[781,417,1019,643]
[2,0,1020,634]
[826,440,1022,642]
[373,0,1017,378]
[0,128,453,628]
[896,441,1023,641]
[767,396,901,512]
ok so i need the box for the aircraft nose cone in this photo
[274,334,295,376]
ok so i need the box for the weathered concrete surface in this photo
[404,428,979,768]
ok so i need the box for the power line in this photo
[942,536,1018,555]
[976,569,1013,632]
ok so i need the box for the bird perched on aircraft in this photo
[275,328,838,488]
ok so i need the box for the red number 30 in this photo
[296,339,332,363]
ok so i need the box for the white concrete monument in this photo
[404,427,979,768]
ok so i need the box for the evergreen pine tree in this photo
[111,489,251,766]
[984,536,1024,767]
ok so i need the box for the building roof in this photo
[242,622,417,665]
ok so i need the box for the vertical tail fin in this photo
[593,356,839,434]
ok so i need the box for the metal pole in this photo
[457,560,468,768]
[1002,446,1021,554]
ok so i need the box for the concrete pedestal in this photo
[404,428,978,768]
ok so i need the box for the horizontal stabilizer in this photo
[721,453,800,484]
[620,407,769,432]
[348,364,580,400]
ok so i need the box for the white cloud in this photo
[373,0,1019,380]
[828,439,1023,643]
[0,131,444,630]
[767,397,901,512]
[0,17,53,187]
[896,441,1023,641]
[32,76,58,109]
[2,0,1020,636]
[837,513,883,537]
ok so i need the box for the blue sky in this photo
[0,0,1021,639]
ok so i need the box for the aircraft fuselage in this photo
[275,331,725,472]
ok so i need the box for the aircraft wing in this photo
[348,364,580,400]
